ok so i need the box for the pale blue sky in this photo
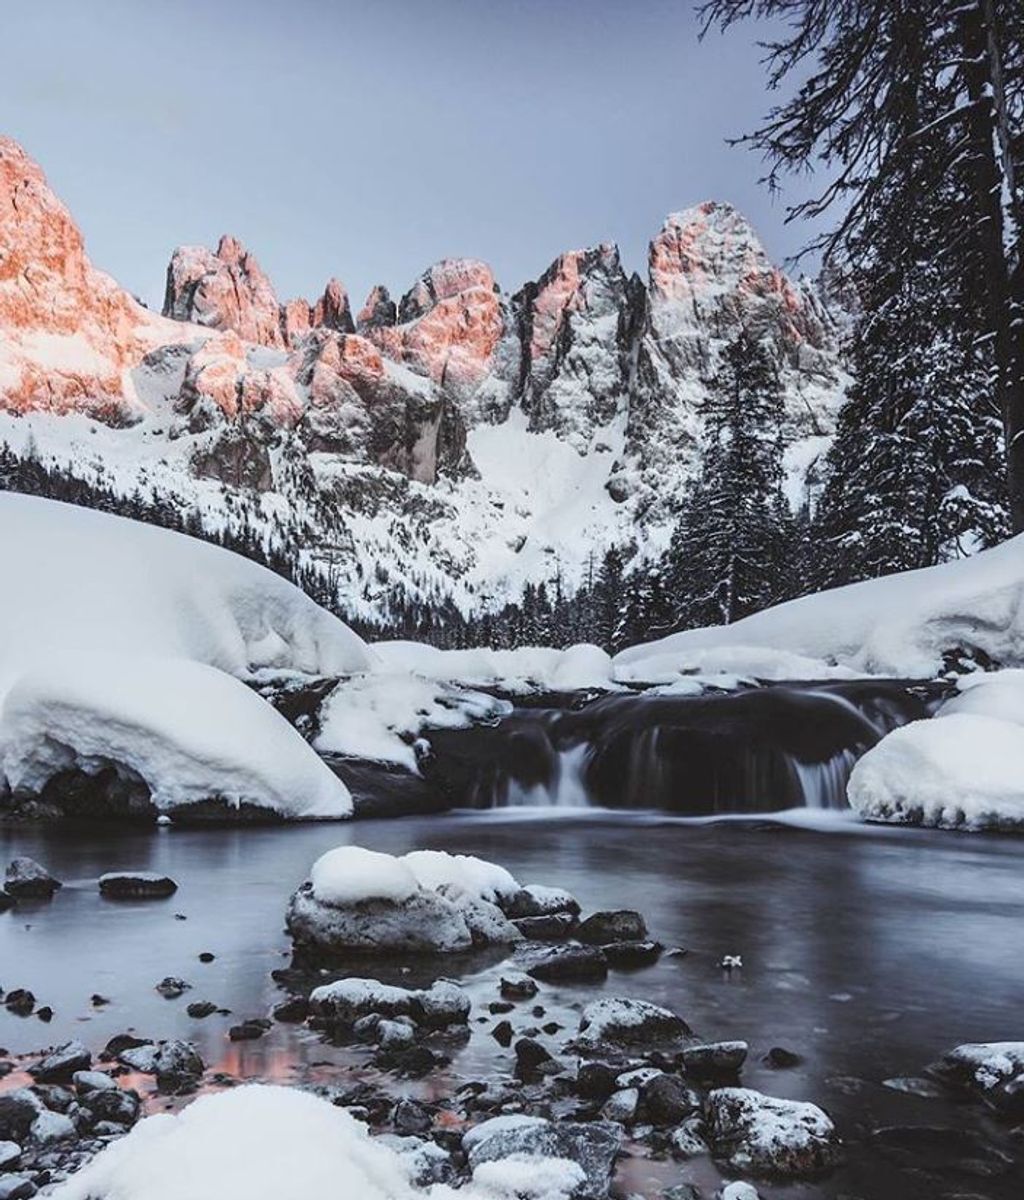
[3,0,823,310]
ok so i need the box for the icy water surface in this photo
[2,811,1023,1198]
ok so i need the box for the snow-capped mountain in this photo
[0,135,848,625]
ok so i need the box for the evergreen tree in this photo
[700,0,1024,528]
[667,331,793,627]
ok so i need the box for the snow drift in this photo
[0,656,351,819]
[0,493,368,818]
[616,533,1024,682]
[0,492,371,693]
[848,671,1024,831]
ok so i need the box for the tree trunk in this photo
[960,0,1024,530]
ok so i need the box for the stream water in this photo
[2,810,1022,1198]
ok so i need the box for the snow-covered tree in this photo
[700,0,1024,528]
[667,331,794,626]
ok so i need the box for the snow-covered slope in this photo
[0,493,367,818]
[616,531,1024,682]
[0,137,850,622]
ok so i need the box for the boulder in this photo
[504,885,581,919]
[467,1118,622,1199]
[641,1073,701,1125]
[681,1041,749,1079]
[80,1087,141,1128]
[28,1040,90,1082]
[99,872,177,899]
[525,945,608,983]
[931,1042,1024,1117]
[601,1087,639,1123]
[4,858,61,899]
[512,912,577,940]
[0,1093,40,1142]
[668,1116,710,1159]
[602,940,663,969]
[499,973,538,1000]
[577,910,647,945]
[706,1087,842,1178]
[0,1142,20,1170]
[577,998,690,1050]
[308,978,470,1031]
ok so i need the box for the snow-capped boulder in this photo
[286,845,521,957]
[466,1119,622,1200]
[931,1042,1024,1116]
[575,998,690,1049]
[848,712,1024,831]
[4,856,61,899]
[706,1088,841,1178]
[307,977,470,1030]
[0,657,351,821]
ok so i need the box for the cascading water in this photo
[428,679,947,816]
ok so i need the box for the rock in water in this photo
[706,1087,842,1178]
[286,846,520,958]
[524,946,609,983]
[99,872,178,899]
[467,1119,622,1199]
[681,1040,749,1078]
[4,858,61,899]
[576,910,648,945]
[576,997,690,1049]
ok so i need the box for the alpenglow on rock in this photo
[0,135,848,626]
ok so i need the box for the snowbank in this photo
[0,493,371,696]
[314,673,510,771]
[372,641,615,695]
[848,670,1024,831]
[617,533,1024,681]
[0,656,351,818]
[0,494,372,817]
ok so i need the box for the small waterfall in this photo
[433,679,946,816]
[501,742,592,808]
[786,749,859,810]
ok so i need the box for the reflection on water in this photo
[1,812,1023,1198]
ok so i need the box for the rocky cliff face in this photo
[0,137,848,620]
[0,136,192,420]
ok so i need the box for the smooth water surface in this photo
[2,812,1022,1198]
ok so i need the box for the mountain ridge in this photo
[0,135,849,630]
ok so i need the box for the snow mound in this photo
[848,708,1024,832]
[50,1084,591,1200]
[401,851,520,905]
[0,656,351,819]
[311,847,419,905]
[0,493,371,696]
[617,532,1024,681]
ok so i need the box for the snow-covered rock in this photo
[465,1119,621,1200]
[1,657,351,820]
[706,1088,841,1178]
[286,846,521,956]
[308,977,470,1029]
[314,673,510,771]
[848,712,1024,831]
[932,1042,1024,1115]
[576,998,690,1049]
